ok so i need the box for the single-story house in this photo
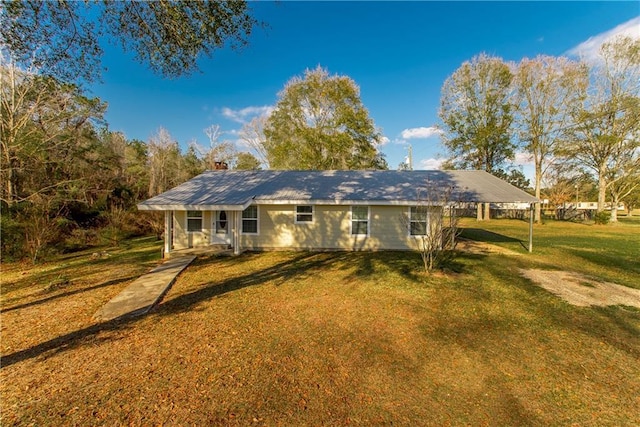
[137,170,539,256]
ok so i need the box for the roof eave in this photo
[137,199,254,211]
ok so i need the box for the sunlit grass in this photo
[1,221,639,425]
[459,217,640,288]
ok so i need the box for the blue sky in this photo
[90,1,640,180]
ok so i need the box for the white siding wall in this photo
[240,205,427,251]
[170,205,443,251]
[172,210,213,250]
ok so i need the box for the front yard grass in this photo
[1,220,639,425]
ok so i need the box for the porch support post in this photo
[233,210,241,255]
[528,203,534,253]
[449,204,456,249]
[164,210,172,257]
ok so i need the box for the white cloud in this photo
[418,158,444,170]
[233,136,250,149]
[393,138,409,146]
[400,126,443,140]
[221,105,274,124]
[379,136,390,146]
[514,151,534,166]
[567,17,640,63]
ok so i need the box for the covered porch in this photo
[162,208,247,257]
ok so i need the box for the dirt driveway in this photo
[519,269,640,308]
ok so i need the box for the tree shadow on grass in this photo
[1,251,371,368]
[343,248,488,280]
[2,243,161,296]
[513,273,640,358]
[592,305,640,341]
[157,251,350,315]
[0,249,486,369]
[1,317,137,368]
[0,276,138,314]
[345,251,423,282]
[570,249,640,282]
[460,228,528,251]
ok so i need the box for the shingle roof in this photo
[137,170,539,210]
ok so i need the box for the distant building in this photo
[560,202,625,211]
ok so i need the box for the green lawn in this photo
[459,217,640,288]
[1,220,639,425]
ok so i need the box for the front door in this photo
[212,210,230,244]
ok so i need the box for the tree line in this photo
[438,36,640,223]
[0,62,389,262]
[1,2,391,262]
[0,61,272,261]
[1,1,638,262]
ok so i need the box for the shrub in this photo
[594,211,611,225]
[63,228,99,253]
[0,212,26,261]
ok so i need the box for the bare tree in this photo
[606,154,640,222]
[190,124,237,170]
[563,36,640,214]
[19,194,63,263]
[147,127,185,196]
[239,115,270,168]
[401,183,461,274]
[513,56,588,223]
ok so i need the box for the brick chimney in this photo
[214,161,228,170]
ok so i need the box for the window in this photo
[295,205,314,223]
[187,210,203,232]
[215,210,228,234]
[351,206,369,235]
[242,205,258,234]
[410,206,428,236]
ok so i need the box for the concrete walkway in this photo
[93,255,196,322]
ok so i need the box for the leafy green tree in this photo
[183,144,206,178]
[264,66,387,170]
[439,53,516,173]
[0,63,106,206]
[495,169,531,191]
[513,56,588,222]
[563,36,640,216]
[234,152,262,170]
[0,63,109,260]
[1,0,260,82]
[439,54,515,220]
